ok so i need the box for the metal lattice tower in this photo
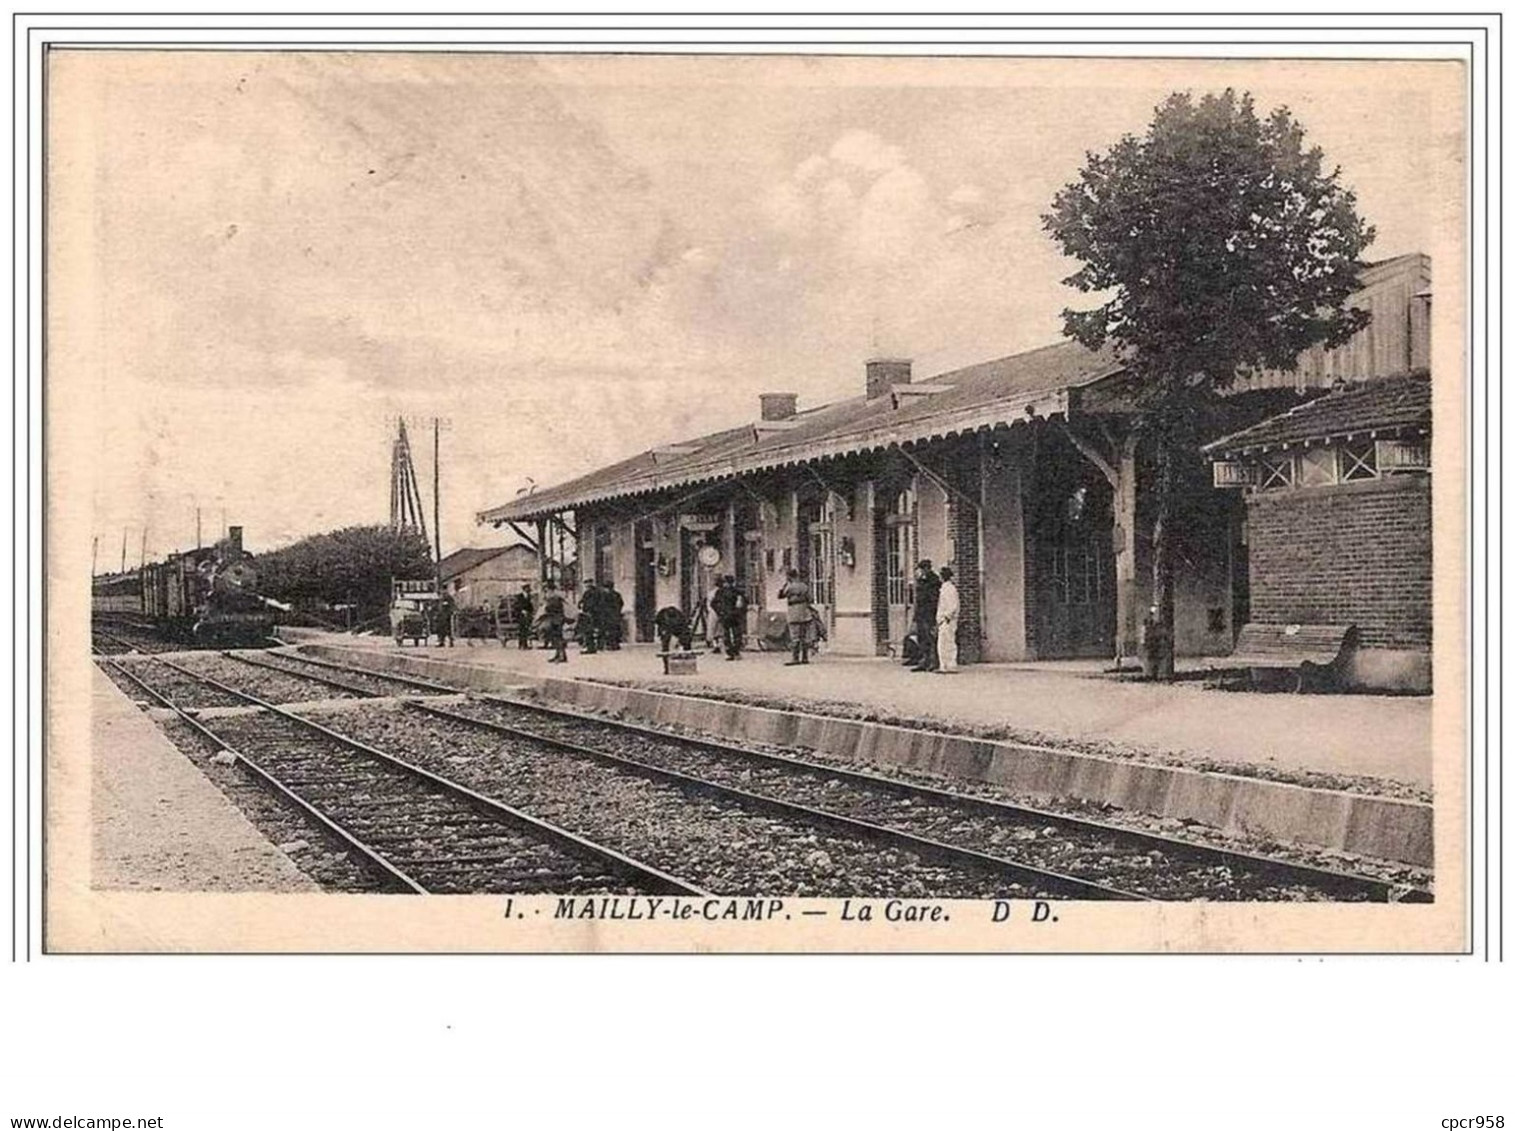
[389,419,429,543]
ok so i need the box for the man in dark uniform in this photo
[909,560,941,672]
[510,583,535,649]
[712,575,747,660]
[435,594,456,648]
[543,581,568,663]
[654,605,693,653]
[601,583,625,650]
[578,579,601,653]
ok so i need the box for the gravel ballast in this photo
[313,704,1056,899]
[437,698,1403,902]
[206,712,649,896]
[170,653,368,705]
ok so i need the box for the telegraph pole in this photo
[139,528,147,570]
[196,507,202,550]
[433,417,443,589]
[92,536,99,579]
[120,528,127,575]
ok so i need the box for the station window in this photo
[593,524,613,584]
[1297,447,1338,488]
[743,538,764,609]
[1340,439,1379,482]
[1258,453,1294,491]
[1049,542,1102,606]
[886,486,917,606]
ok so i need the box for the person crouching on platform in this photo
[542,581,568,663]
[777,568,814,666]
[936,567,960,674]
[654,605,693,654]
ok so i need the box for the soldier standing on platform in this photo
[777,568,814,666]
[435,594,456,648]
[579,579,601,653]
[601,583,625,650]
[909,560,941,673]
[712,575,747,660]
[511,583,535,649]
[543,581,568,663]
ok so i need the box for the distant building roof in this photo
[479,339,1125,523]
[1203,372,1432,456]
[438,544,534,582]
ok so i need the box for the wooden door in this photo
[1029,460,1116,659]
[883,483,918,644]
[633,519,656,643]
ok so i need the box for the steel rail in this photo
[261,653,1432,903]
[93,628,141,653]
[102,659,420,892]
[453,690,1432,905]
[265,649,466,695]
[218,650,390,699]
[100,656,180,709]
[405,698,1143,902]
[151,657,707,897]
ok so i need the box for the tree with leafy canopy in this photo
[257,524,433,627]
[1041,89,1375,678]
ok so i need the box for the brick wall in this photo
[871,487,891,655]
[948,497,983,663]
[944,444,984,664]
[1245,476,1431,649]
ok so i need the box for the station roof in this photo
[479,339,1124,524]
[1202,371,1432,457]
[439,543,534,581]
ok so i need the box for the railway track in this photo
[282,653,1431,904]
[218,649,462,699]
[101,656,702,897]
[133,656,1139,900]
[443,696,1433,902]
[108,649,1433,902]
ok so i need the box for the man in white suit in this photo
[936,566,960,674]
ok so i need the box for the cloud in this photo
[760,130,1003,275]
[828,129,905,172]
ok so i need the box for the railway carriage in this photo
[124,525,275,647]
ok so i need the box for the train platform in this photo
[284,631,1432,794]
[91,665,316,892]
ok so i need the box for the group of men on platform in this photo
[654,575,748,660]
[901,559,961,674]
[501,560,959,673]
[506,578,624,664]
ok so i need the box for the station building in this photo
[478,253,1432,679]
[1204,371,1432,690]
[438,544,540,610]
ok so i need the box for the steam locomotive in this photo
[140,525,276,647]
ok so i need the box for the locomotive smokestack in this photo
[227,525,243,555]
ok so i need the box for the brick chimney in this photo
[866,358,912,400]
[227,525,243,555]
[759,392,798,421]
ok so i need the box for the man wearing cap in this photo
[510,583,535,650]
[909,560,941,672]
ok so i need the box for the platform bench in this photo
[1209,623,1358,692]
[658,650,700,676]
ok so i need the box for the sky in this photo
[54,52,1460,564]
